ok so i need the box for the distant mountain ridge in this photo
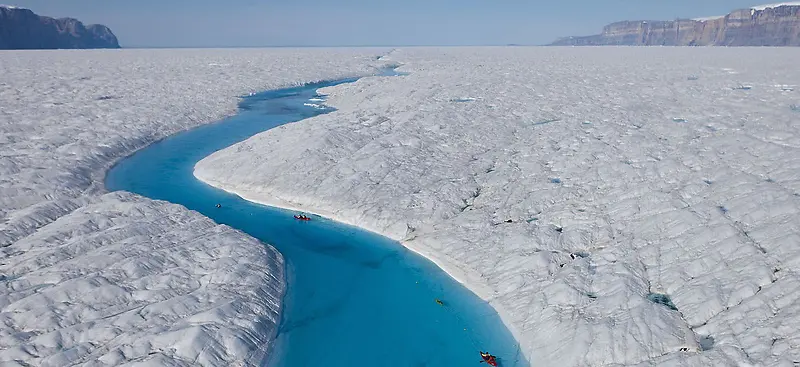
[0,5,120,49]
[550,3,800,46]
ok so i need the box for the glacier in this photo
[196,47,800,366]
[0,48,386,366]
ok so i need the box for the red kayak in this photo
[294,215,311,221]
[480,352,498,366]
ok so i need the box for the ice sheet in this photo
[196,47,800,366]
[0,48,385,366]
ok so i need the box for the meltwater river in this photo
[105,71,525,367]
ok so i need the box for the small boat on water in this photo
[294,214,311,221]
[480,351,498,366]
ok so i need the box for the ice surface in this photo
[0,48,386,366]
[196,47,800,366]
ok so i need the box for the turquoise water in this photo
[105,73,525,367]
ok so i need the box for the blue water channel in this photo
[105,71,525,367]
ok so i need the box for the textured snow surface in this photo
[0,48,385,366]
[197,47,800,366]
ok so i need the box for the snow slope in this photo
[196,47,800,366]
[0,48,386,366]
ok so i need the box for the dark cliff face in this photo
[550,5,800,46]
[0,6,120,49]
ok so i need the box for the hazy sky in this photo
[11,1,764,47]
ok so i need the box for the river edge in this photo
[193,71,529,364]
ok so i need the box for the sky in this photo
[9,0,769,48]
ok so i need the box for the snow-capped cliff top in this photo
[692,15,725,21]
[751,2,800,10]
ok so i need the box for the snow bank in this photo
[196,47,800,366]
[0,48,386,366]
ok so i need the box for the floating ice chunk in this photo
[304,103,327,109]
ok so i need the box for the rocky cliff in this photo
[550,3,800,46]
[0,5,120,49]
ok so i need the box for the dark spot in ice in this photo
[766,177,775,183]
[718,205,729,214]
[504,219,514,223]
[790,104,800,112]
[450,98,476,103]
[96,95,118,101]
[586,292,597,299]
[687,76,699,81]
[526,217,538,223]
[698,335,715,351]
[704,179,713,185]
[647,293,679,311]
[550,178,562,184]
[554,226,563,233]
[679,347,690,352]
[732,85,752,91]
[573,252,590,258]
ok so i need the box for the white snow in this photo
[692,15,724,22]
[0,48,386,366]
[751,2,800,10]
[196,47,800,366]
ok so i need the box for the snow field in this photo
[196,47,800,366]
[0,48,387,366]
